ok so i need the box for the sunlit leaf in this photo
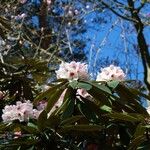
[107,80,120,90]
[77,82,92,90]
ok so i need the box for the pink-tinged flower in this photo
[2,100,40,123]
[96,65,126,81]
[77,89,91,99]
[37,100,48,111]
[56,61,89,80]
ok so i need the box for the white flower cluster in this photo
[2,100,41,123]
[96,65,126,81]
[2,63,126,123]
[56,61,89,80]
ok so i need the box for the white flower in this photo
[2,100,40,123]
[77,89,91,99]
[96,65,126,81]
[56,61,89,80]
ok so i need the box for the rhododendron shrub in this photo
[0,61,150,149]
[0,0,149,148]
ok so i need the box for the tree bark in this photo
[39,0,51,49]
[127,0,150,92]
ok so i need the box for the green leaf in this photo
[0,123,8,131]
[133,124,146,139]
[107,80,120,90]
[55,87,76,115]
[130,88,150,101]
[9,138,37,146]
[100,105,112,113]
[87,84,111,106]
[88,81,112,94]
[69,80,78,89]
[126,114,146,123]
[77,82,92,90]
[60,115,84,126]
[61,98,75,120]
[34,81,68,104]
[21,123,39,134]
[46,88,64,113]
[116,84,148,115]
[128,135,146,150]
[60,125,104,132]
[26,146,35,150]
[46,115,60,129]
[106,112,139,122]
[37,110,47,131]
[78,100,99,123]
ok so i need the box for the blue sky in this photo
[29,0,150,81]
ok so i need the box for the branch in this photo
[127,0,150,91]
[100,0,137,22]
[39,0,51,49]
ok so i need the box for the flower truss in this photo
[96,65,126,81]
[56,61,89,80]
[2,100,41,123]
